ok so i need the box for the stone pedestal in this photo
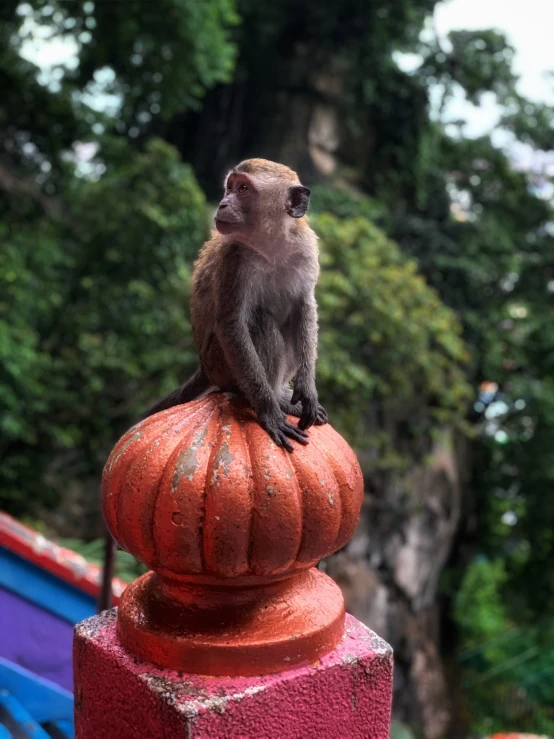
[100,396,366,677]
[74,610,393,739]
[77,396,393,736]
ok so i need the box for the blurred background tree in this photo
[1,1,553,736]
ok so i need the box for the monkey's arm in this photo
[290,295,326,430]
[216,249,308,451]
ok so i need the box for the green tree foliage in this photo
[314,212,470,451]
[0,0,238,514]
[0,139,207,512]
[402,40,554,627]
[371,22,554,734]
[422,29,518,105]
[16,0,238,126]
[454,558,554,735]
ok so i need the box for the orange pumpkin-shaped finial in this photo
[102,393,364,676]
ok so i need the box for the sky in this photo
[436,0,554,105]
[434,0,554,138]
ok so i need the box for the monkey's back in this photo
[190,234,249,391]
[190,232,222,354]
[189,227,319,394]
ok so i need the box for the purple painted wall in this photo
[0,586,74,692]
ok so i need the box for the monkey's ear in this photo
[286,185,311,218]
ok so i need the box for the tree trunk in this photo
[166,45,346,197]
[323,429,471,737]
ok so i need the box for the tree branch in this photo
[0,161,63,222]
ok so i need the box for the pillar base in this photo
[117,568,345,676]
[74,610,393,739]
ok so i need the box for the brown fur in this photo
[233,159,299,180]
[143,158,327,450]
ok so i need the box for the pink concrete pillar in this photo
[74,609,393,739]
[75,397,393,736]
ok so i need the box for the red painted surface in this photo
[102,394,364,578]
[117,568,345,676]
[0,513,126,602]
[101,393,364,675]
[74,611,393,739]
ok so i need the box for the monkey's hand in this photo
[280,398,328,426]
[259,408,309,453]
[291,381,323,431]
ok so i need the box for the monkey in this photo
[143,158,328,452]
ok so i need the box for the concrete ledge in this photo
[74,610,393,739]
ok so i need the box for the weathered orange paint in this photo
[102,393,364,675]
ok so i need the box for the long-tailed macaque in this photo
[143,158,327,451]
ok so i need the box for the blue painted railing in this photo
[0,660,73,738]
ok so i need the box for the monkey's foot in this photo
[279,400,328,426]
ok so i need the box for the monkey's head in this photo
[214,159,311,238]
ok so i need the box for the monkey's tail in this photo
[141,367,212,419]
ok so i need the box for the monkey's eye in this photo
[238,183,248,194]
